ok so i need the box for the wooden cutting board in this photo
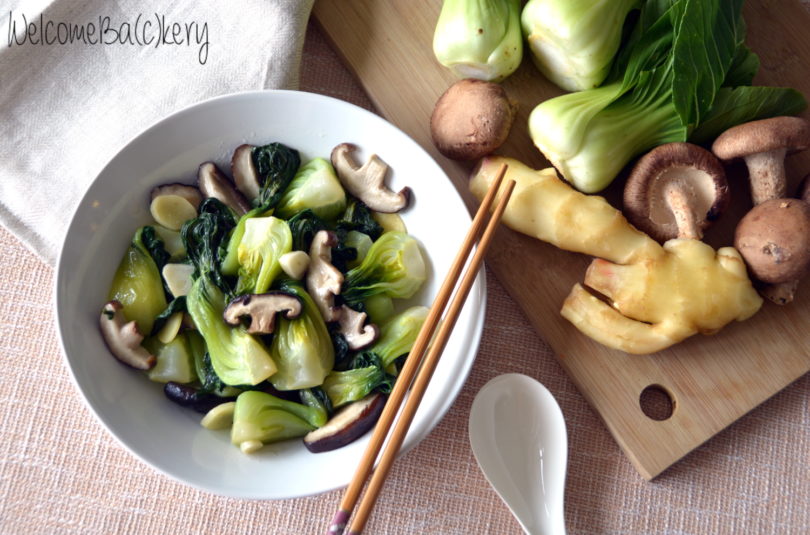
[313,1,810,479]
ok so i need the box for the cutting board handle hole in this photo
[639,384,675,421]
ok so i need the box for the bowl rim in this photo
[53,88,487,499]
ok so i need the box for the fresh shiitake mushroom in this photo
[430,78,517,161]
[623,142,729,243]
[734,198,810,287]
[712,116,810,206]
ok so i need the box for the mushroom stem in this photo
[743,148,787,206]
[663,183,702,240]
[760,279,800,305]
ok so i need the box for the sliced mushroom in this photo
[306,230,344,322]
[734,198,810,286]
[331,143,410,213]
[197,162,250,216]
[712,116,810,206]
[336,305,379,350]
[231,144,261,201]
[99,301,156,370]
[303,393,386,453]
[222,292,303,334]
[624,143,729,242]
[150,183,202,210]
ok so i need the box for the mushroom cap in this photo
[734,198,810,284]
[711,116,810,161]
[430,78,518,161]
[337,305,379,350]
[623,142,729,243]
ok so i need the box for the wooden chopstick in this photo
[327,165,514,535]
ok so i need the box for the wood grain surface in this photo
[313,0,810,479]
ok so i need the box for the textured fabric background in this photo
[2,12,810,535]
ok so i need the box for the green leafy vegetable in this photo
[433,0,523,82]
[150,296,187,336]
[108,226,169,334]
[528,0,807,193]
[369,306,429,369]
[286,209,329,252]
[521,0,640,92]
[143,332,196,384]
[186,275,277,386]
[342,231,427,307]
[274,158,347,221]
[181,198,236,294]
[322,352,393,409]
[269,281,335,391]
[233,216,292,295]
[252,143,301,210]
[337,199,384,241]
[231,390,327,448]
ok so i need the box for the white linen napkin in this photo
[0,0,314,265]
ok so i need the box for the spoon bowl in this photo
[469,373,568,535]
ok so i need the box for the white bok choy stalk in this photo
[433,0,523,83]
[521,0,640,92]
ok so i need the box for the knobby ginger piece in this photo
[469,156,763,354]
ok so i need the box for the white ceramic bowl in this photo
[54,90,486,499]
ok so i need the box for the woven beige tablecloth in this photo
[2,18,809,535]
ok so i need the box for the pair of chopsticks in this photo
[327,165,514,535]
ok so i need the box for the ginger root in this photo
[470,156,763,354]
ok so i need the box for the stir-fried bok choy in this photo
[99,141,429,455]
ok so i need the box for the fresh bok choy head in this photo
[433,0,523,83]
[521,0,640,92]
[528,0,807,193]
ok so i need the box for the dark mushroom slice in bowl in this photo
[231,144,261,202]
[734,198,810,304]
[712,116,810,206]
[623,142,729,243]
[197,161,250,216]
[303,393,387,453]
[306,230,344,322]
[331,143,410,213]
[99,301,156,370]
[222,292,303,335]
[336,305,379,351]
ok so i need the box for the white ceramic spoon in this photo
[469,373,568,535]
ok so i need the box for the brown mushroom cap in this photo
[734,198,810,284]
[712,116,810,205]
[623,142,729,243]
[223,292,302,334]
[430,78,518,161]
